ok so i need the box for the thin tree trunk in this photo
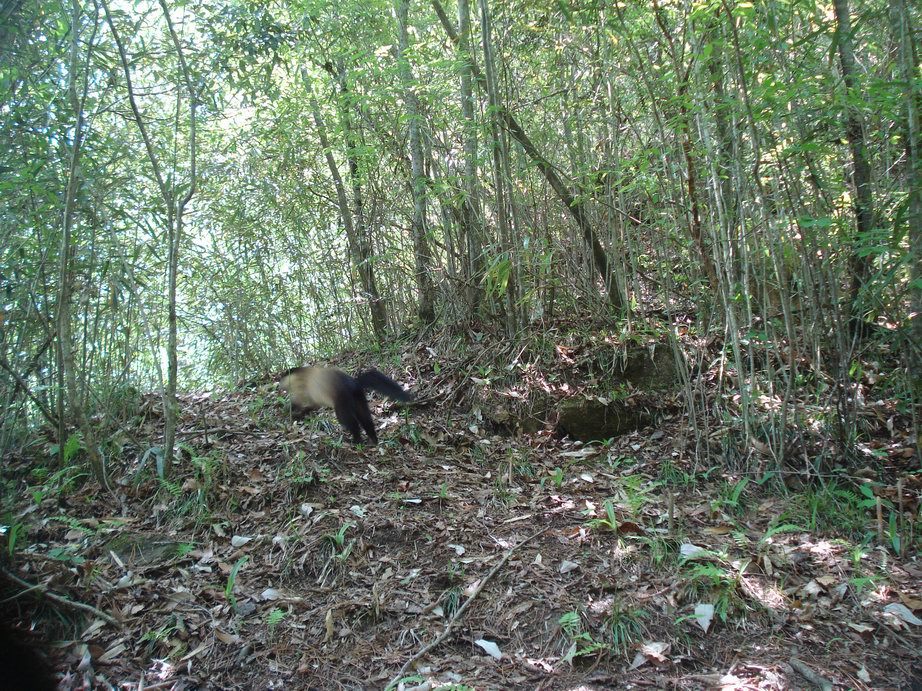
[57,0,109,487]
[104,0,197,476]
[891,0,921,445]
[160,0,196,481]
[707,12,735,260]
[335,65,388,341]
[652,0,719,293]
[833,0,875,321]
[479,0,517,333]
[308,86,387,342]
[56,0,83,460]
[395,0,437,325]
[702,8,743,312]
[499,113,624,309]
[456,0,484,317]
[344,115,388,342]
[431,0,626,312]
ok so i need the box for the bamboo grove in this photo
[1,0,919,469]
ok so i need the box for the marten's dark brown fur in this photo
[279,366,411,444]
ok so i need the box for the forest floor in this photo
[3,332,921,690]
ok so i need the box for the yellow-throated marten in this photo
[279,366,412,444]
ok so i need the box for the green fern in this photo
[267,608,287,634]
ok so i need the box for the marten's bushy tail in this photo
[354,369,412,402]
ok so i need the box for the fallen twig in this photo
[385,526,550,689]
[790,657,832,691]
[2,567,121,628]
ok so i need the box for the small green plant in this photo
[640,533,680,567]
[48,515,95,535]
[619,474,653,516]
[176,543,195,558]
[30,466,49,482]
[470,445,487,465]
[658,459,695,487]
[682,562,743,620]
[267,607,287,639]
[606,454,637,471]
[246,393,277,420]
[491,480,515,505]
[849,574,881,596]
[52,432,84,465]
[402,423,422,445]
[141,618,180,654]
[158,477,183,499]
[511,449,535,479]
[605,604,648,656]
[755,468,782,488]
[888,511,901,554]
[442,585,462,618]
[559,610,608,661]
[712,477,749,515]
[446,561,465,583]
[437,483,449,501]
[475,364,494,379]
[225,556,248,610]
[782,480,868,537]
[191,451,221,491]
[325,522,350,548]
[153,465,214,522]
[385,675,425,691]
[153,449,223,519]
[39,462,91,497]
[758,522,802,547]
[324,522,355,561]
[850,545,867,567]
[4,522,23,556]
[856,483,909,555]
[47,545,86,566]
[585,499,619,534]
[284,451,329,487]
[326,433,346,450]
[541,467,564,490]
